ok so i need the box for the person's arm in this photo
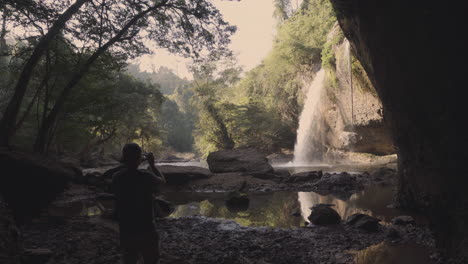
[146,152,166,184]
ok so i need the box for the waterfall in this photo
[292,69,326,165]
[345,39,354,125]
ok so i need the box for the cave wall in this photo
[329,0,468,260]
[321,23,395,156]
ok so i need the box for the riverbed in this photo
[21,161,437,264]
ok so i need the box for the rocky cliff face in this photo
[329,0,468,261]
[300,23,395,162]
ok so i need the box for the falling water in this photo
[292,69,326,165]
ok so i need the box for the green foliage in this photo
[158,98,194,152]
[171,192,302,228]
[0,0,236,151]
[187,0,337,157]
[321,28,344,69]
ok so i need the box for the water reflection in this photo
[164,185,423,228]
[46,185,421,228]
[299,185,424,224]
[165,192,303,228]
[354,242,434,264]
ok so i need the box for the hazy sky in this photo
[136,0,277,79]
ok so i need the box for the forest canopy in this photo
[0,0,337,160]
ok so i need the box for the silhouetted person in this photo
[112,143,166,264]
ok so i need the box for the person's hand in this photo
[146,152,155,165]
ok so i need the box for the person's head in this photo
[121,143,142,168]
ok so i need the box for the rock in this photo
[370,167,396,182]
[85,171,103,184]
[58,160,84,182]
[287,171,322,183]
[207,148,273,173]
[249,172,276,180]
[157,155,189,163]
[312,172,359,191]
[157,166,212,185]
[0,196,21,264]
[274,170,291,178]
[0,150,76,223]
[102,165,125,179]
[225,194,250,212]
[22,248,53,264]
[346,213,381,232]
[266,153,294,164]
[154,198,175,218]
[391,215,416,226]
[386,227,400,239]
[308,204,341,225]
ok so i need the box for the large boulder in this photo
[286,171,322,183]
[313,172,360,192]
[157,165,212,185]
[346,213,381,232]
[0,150,79,223]
[225,193,250,212]
[308,204,341,225]
[154,198,175,218]
[207,148,273,173]
[391,215,416,226]
[370,167,396,183]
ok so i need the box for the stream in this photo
[49,162,434,263]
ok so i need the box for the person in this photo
[112,143,166,264]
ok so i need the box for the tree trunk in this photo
[34,2,166,153]
[0,9,7,56]
[205,102,235,150]
[78,128,116,158]
[0,0,89,147]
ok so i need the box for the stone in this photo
[85,172,104,186]
[371,167,396,181]
[22,248,53,264]
[0,150,76,223]
[274,170,291,178]
[266,153,294,164]
[308,204,341,225]
[391,215,416,226]
[156,155,189,163]
[346,213,381,232]
[154,198,175,218]
[291,212,301,217]
[287,171,322,183]
[157,165,212,185]
[207,148,273,173]
[312,172,358,191]
[249,172,276,180]
[386,227,400,239]
[225,194,250,212]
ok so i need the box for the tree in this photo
[191,59,241,154]
[0,0,236,152]
[0,0,90,147]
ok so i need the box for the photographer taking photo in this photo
[112,143,166,264]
